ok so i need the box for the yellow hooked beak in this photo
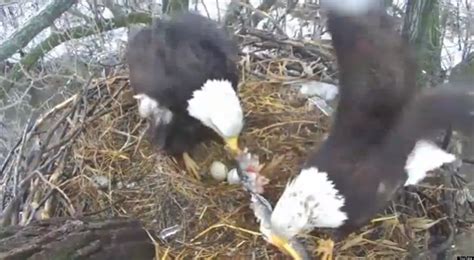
[224,136,241,156]
[269,235,304,260]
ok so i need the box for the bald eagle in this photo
[263,1,474,259]
[126,12,243,177]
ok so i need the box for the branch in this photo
[223,0,248,28]
[0,217,155,259]
[251,0,277,26]
[0,0,77,62]
[2,12,152,100]
[103,0,127,18]
[0,0,18,5]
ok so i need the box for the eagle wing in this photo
[301,8,419,235]
[325,9,417,147]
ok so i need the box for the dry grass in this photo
[1,51,472,259]
[65,70,329,259]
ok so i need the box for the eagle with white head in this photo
[263,1,474,259]
[126,12,244,177]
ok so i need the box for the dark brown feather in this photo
[310,7,474,242]
[125,12,239,155]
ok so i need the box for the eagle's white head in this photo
[265,167,348,258]
[187,79,244,154]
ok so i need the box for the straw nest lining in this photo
[69,72,330,258]
[1,41,473,259]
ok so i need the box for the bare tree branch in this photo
[251,0,277,26]
[1,12,152,100]
[0,217,155,259]
[103,0,127,18]
[0,0,77,62]
[223,0,249,28]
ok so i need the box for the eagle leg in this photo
[182,152,201,180]
[316,238,334,260]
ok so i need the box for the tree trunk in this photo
[162,0,189,15]
[402,0,442,88]
[0,217,155,260]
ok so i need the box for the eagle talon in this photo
[182,152,201,180]
[316,239,334,260]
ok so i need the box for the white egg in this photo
[226,168,241,185]
[209,161,228,181]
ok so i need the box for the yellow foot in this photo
[182,152,201,180]
[316,239,334,260]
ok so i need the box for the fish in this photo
[235,150,310,259]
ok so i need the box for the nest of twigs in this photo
[1,30,473,259]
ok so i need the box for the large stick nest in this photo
[1,29,473,259]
